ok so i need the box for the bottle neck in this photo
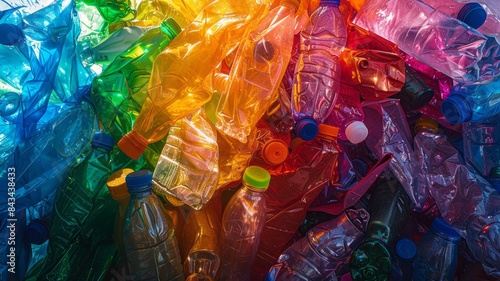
[242,181,267,193]
[129,190,152,199]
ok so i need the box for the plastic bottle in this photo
[268,208,369,281]
[291,0,347,141]
[123,170,184,281]
[106,168,134,261]
[465,215,500,277]
[462,113,500,177]
[412,218,461,281]
[262,83,295,133]
[455,0,500,43]
[215,0,299,143]
[152,107,219,210]
[391,238,417,281]
[325,85,368,144]
[220,166,271,281]
[92,18,181,142]
[350,176,412,281]
[117,0,274,159]
[362,98,428,211]
[180,196,222,280]
[40,132,114,269]
[134,0,190,28]
[353,0,498,84]
[83,0,136,23]
[249,119,291,169]
[252,124,341,280]
[441,77,500,124]
[395,65,435,111]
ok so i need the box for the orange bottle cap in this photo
[117,130,149,160]
[262,140,289,165]
[415,117,438,133]
[318,124,340,140]
[107,168,134,201]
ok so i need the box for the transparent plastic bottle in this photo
[441,76,500,124]
[465,214,500,277]
[220,166,271,281]
[353,0,498,84]
[117,0,273,159]
[152,107,219,210]
[412,218,461,281]
[215,0,299,143]
[462,113,500,177]
[123,170,184,281]
[268,208,369,281]
[325,85,368,144]
[291,0,347,141]
[262,83,295,133]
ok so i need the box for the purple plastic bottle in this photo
[291,0,347,141]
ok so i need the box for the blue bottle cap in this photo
[431,218,461,242]
[395,238,417,261]
[126,170,153,193]
[321,0,340,5]
[25,220,49,245]
[457,3,487,29]
[0,24,23,46]
[91,132,115,151]
[441,95,472,124]
[295,118,318,141]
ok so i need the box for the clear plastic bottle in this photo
[123,170,184,281]
[117,0,273,159]
[441,76,500,124]
[412,218,461,281]
[268,208,369,281]
[220,166,271,281]
[462,114,500,177]
[152,107,219,210]
[325,85,368,144]
[465,214,500,277]
[262,83,295,133]
[215,0,299,143]
[291,0,347,141]
[353,0,497,84]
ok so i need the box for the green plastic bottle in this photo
[350,175,412,281]
[91,18,182,143]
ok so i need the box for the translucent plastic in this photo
[412,222,460,281]
[119,0,273,156]
[262,83,295,133]
[92,19,181,141]
[442,76,500,124]
[362,99,428,211]
[123,190,184,281]
[155,0,212,23]
[83,0,136,23]
[215,1,297,143]
[465,215,500,277]
[291,2,347,125]
[325,85,367,144]
[220,182,268,281]
[414,126,500,233]
[462,114,500,177]
[152,108,219,210]
[252,130,340,280]
[134,0,190,28]
[268,209,369,281]
[281,34,300,95]
[354,0,498,84]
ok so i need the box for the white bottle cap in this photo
[345,121,368,144]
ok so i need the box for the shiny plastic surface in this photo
[465,215,500,277]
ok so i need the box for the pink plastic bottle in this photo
[291,0,347,141]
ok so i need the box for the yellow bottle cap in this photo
[107,168,134,201]
[415,117,438,133]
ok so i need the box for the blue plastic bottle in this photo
[412,218,461,281]
[391,238,417,281]
[441,76,500,124]
[123,170,184,281]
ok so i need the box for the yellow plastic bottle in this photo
[118,0,273,160]
[215,0,300,143]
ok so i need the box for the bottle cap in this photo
[415,117,438,133]
[430,218,461,242]
[345,121,368,144]
[395,238,417,261]
[400,67,435,110]
[441,95,472,124]
[317,123,340,140]
[126,170,153,194]
[117,130,149,160]
[295,118,318,141]
[242,166,271,190]
[107,168,134,201]
[25,220,49,245]
[262,140,289,165]
[457,3,487,29]
[350,240,392,280]
[321,0,340,5]
[91,132,115,151]
[0,24,23,46]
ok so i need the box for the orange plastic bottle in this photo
[215,0,300,143]
[117,0,273,160]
